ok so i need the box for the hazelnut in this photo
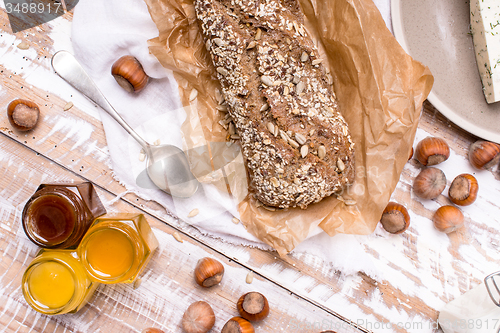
[469,140,500,170]
[111,55,149,93]
[413,167,447,200]
[142,329,165,333]
[221,317,255,333]
[448,173,478,206]
[415,137,450,166]
[237,292,270,322]
[181,301,215,333]
[194,257,224,288]
[433,205,464,233]
[7,99,40,131]
[380,202,410,234]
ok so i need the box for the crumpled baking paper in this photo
[144,0,433,255]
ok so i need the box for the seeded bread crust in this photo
[194,0,355,209]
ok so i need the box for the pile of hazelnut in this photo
[380,136,500,235]
[143,257,269,333]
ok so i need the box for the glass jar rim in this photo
[22,187,82,248]
[22,257,80,315]
[78,222,144,283]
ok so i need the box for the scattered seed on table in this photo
[63,101,73,111]
[246,271,254,284]
[188,208,199,217]
[172,231,183,243]
[17,42,29,50]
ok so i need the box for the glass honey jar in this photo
[77,213,159,284]
[22,182,106,249]
[22,249,99,315]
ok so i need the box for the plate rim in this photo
[391,0,500,144]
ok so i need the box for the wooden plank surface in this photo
[0,135,366,333]
[1,3,500,333]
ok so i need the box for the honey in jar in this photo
[22,183,106,249]
[78,213,159,284]
[22,249,99,315]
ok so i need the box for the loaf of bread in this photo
[194,0,355,209]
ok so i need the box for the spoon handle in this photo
[51,51,149,149]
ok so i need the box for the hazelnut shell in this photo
[380,202,410,234]
[448,173,478,206]
[7,99,40,131]
[433,205,464,233]
[413,167,447,200]
[111,55,149,93]
[194,257,224,288]
[181,301,215,333]
[221,317,255,333]
[469,140,500,170]
[237,292,270,322]
[415,137,450,166]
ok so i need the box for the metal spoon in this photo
[51,51,199,198]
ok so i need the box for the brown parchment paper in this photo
[144,0,434,255]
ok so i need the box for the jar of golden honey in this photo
[22,249,99,315]
[22,183,106,249]
[78,213,159,284]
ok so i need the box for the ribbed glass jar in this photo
[78,213,159,284]
[22,249,98,315]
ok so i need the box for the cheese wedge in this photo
[470,0,500,104]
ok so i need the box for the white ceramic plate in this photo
[392,0,500,143]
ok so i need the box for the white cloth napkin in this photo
[71,0,392,249]
[439,282,500,333]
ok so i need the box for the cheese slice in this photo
[470,0,500,104]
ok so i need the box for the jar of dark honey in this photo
[22,183,106,249]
